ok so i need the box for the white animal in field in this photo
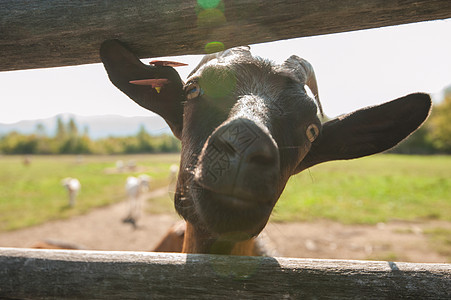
[127,160,137,171]
[138,174,151,192]
[62,177,81,207]
[123,174,151,228]
[168,164,179,193]
[169,164,178,179]
[116,160,124,172]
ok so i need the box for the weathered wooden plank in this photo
[1,0,451,71]
[0,247,449,299]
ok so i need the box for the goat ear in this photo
[296,93,431,172]
[100,39,184,139]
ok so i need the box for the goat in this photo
[116,160,124,172]
[62,177,81,207]
[138,173,151,192]
[100,40,431,255]
[169,164,179,179]
[23,156,31,166]
[123,174,151,228]
[168,164,179,193]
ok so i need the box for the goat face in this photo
[177,50,323,237]
[100,40,431,241]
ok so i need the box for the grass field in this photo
[0,154,179,231]
[0,154,450,232]
[272,154,451,224]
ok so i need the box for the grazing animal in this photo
[23,156,31,166]
[116,160,124,172]
[100,40,431,255]
[168,164,179,193]
[169,164,179,179]
[62,177,81,207]
[138,174,151,192]
[123,174,151,228]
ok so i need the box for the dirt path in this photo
[0,188,449,263]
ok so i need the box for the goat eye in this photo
[186,83,202,100]
[306,124,319,142]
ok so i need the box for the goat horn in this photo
[284,56,324,117]
[299,59,324,117]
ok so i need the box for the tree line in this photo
[390,89,451,154]
[1,89,450,155]
[0,117,181,155]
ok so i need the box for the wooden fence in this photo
[1,0,450,298]
[1,0,451,71]
[1,248,450,299]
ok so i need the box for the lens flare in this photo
[197,8,226,28]
[205,41,225,53]
[197,0,222,9]
[195,0,227,54]
[200,67,236,99]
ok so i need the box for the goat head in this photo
[100,40,431,253]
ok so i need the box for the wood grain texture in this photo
[1,0,451,71]
[1,247,450,299]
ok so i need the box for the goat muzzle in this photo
[192,118,280,235]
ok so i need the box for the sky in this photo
[0,18,450,124]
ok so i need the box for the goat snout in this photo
[195,118,280,205]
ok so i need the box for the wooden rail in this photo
[1,0,451,71]
[0,247,449,299]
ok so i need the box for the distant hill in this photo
[0,114,171,139]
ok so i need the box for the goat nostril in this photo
[248,154,273,165]
[247,148,275,166]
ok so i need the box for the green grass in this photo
[0,154,450,232]
[272,154,451,224]
[0,154,179,231]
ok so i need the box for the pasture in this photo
[0,154,450,232]
[274,154,451,224]
[0,153,448,232]
[0,153,450,261]
[0,154,179,231]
